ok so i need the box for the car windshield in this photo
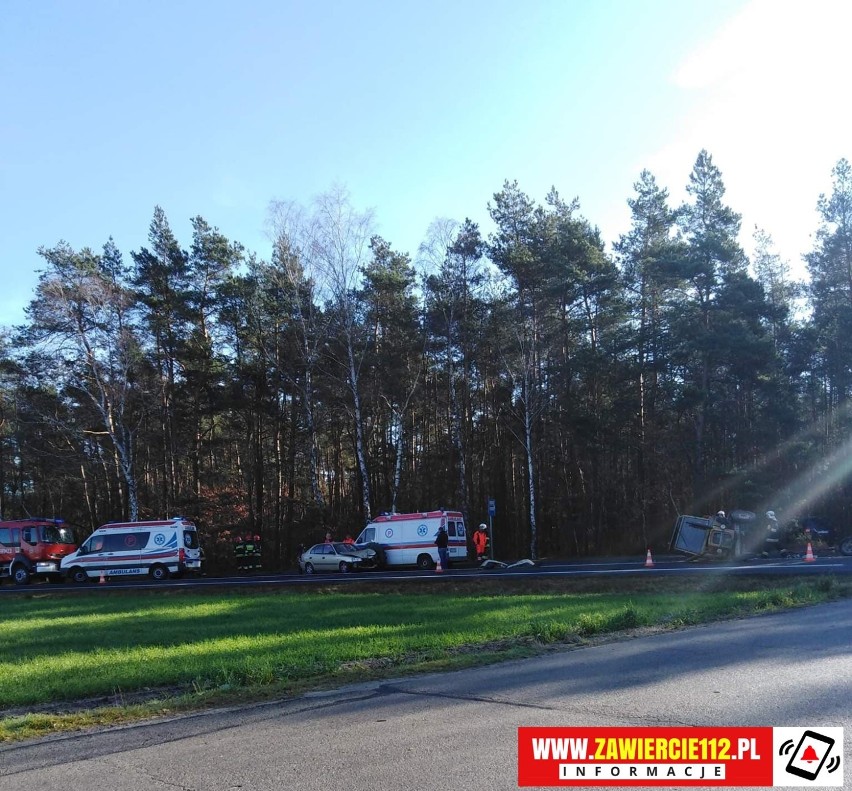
[332,543,355,554]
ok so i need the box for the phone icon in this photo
[785,730,836,781]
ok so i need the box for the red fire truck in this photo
[0,518,78,585]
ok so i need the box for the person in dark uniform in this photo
[435,526,449,570]
[233,535,246,570]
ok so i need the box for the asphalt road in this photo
[2,598,849,790]
[4,552,852,595]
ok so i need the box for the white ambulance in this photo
[355,510,468,569]
[61,517,203,583]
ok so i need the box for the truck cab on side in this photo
[0,518,78,585]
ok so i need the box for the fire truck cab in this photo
[0,518,78,585]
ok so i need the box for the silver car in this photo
[298,542,376,574]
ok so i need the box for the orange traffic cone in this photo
[435,557,443,573]
[644,549,654,568]
[804,542,815,562]
[99,570,106,584]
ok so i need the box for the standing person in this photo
[343,534,355,545]
[435,526,449,570]
[473,523,489,561]
[233,535,245,571]
[324,531,333,544]
[242,534,256,570]
[762,510,784,557]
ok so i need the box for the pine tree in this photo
[674,151,747,504]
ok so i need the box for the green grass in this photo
[0,575,847,741]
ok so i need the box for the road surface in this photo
[4,552,851,595]
[2,598,849,790]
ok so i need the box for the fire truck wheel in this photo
[13,566,31,586]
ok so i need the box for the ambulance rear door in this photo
[445,516,467,560]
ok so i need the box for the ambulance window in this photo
[184,530,199,548]
[102,534,123,551]
[358,527,375,543]
[447,521,457,536]
[91,536,106,552]
[111,532,147,549]
[457,523,466,537]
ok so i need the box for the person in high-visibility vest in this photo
[473,524,489,561]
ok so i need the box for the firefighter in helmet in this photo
[473,523,489,561]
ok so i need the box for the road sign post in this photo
[487,498,496,560]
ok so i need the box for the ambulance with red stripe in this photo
[355,510,468,569]
[61,517,202,582]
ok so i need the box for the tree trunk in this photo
[348,340,372,522]
[524,405,537,560]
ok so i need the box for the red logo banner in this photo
[518,727,774,787]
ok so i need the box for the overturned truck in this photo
[670,510,761,561]
[671,509,852,561]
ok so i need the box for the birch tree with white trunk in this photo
[23,240,142,520]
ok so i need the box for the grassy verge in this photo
[1,574,848,742]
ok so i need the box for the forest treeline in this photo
[2,150,851,570]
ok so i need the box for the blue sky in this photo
[2,0,849,327]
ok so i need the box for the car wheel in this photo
[839,535,852,556]
[12,566,30,586]
[416,553,434,570]
[304,562,315,575]
[339,561,351,573]
[70,567,89,584]
[150,565,169,581]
